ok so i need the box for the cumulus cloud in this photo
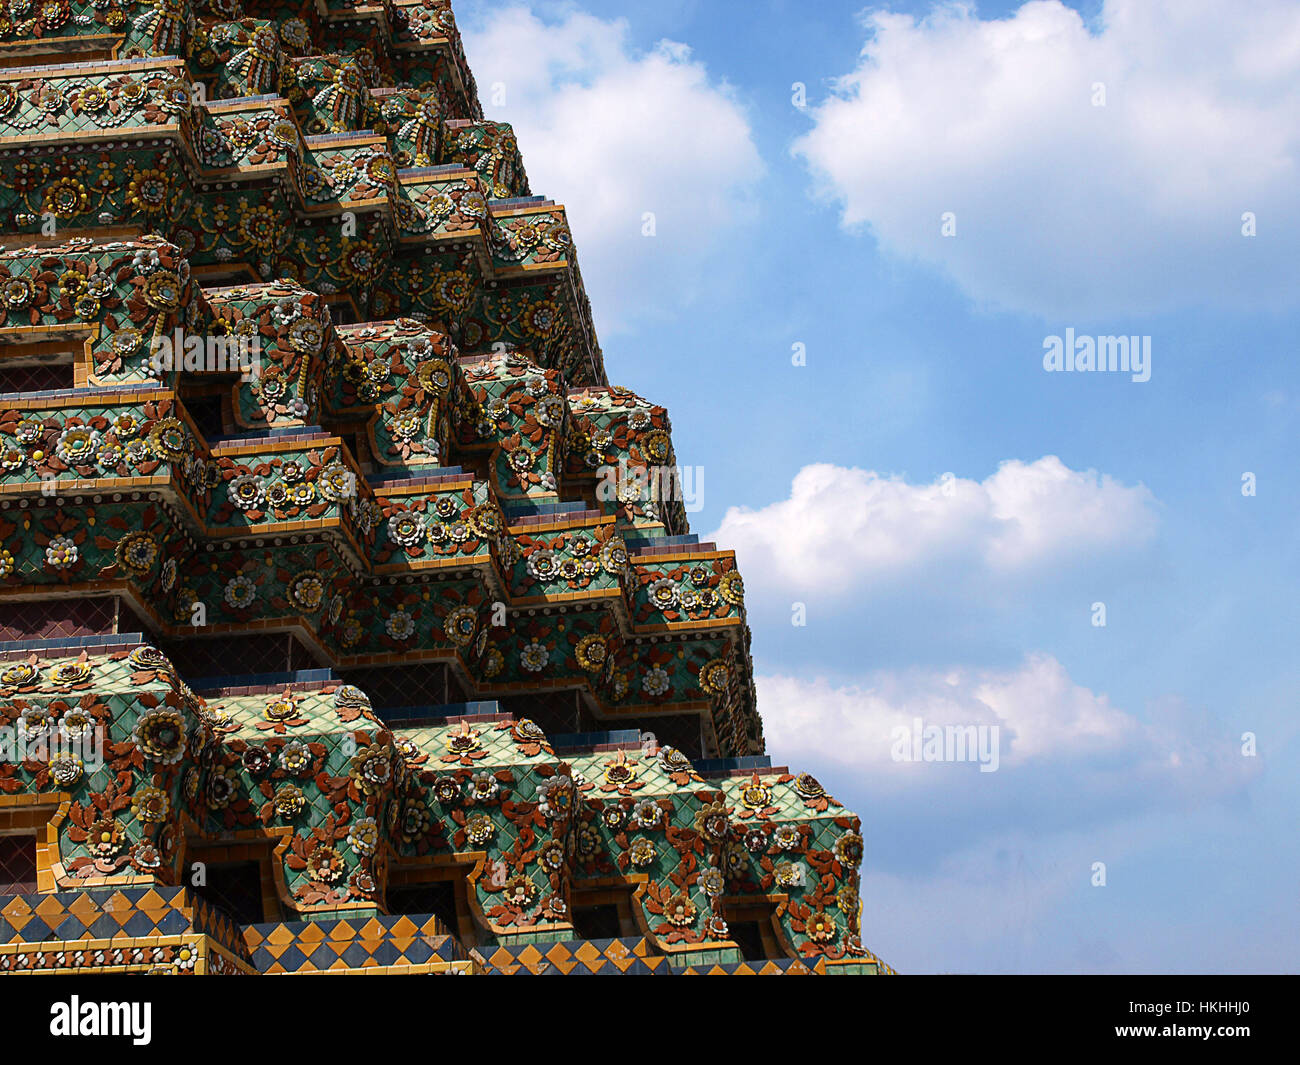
[459,5,762,331]
[710,456,1159,597]
[792,0,1300,317]
[757,655,1254,805]
[760,655,1133,771]
[757,654,1261,936]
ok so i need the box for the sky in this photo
[454,0,1300,973]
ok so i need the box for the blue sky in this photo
[456,0,1299,972]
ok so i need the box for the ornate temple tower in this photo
[0,0,887,974]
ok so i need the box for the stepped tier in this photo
[0,643,880,971]
[0,236,752,757]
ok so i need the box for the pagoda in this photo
[0,0,886,974]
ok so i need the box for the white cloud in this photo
[792,0,1300,317]
[757,654,1251,798]
[758,654,1262,970]
[759,654,1134,772]
[709,456,1158,597]
[460,5,762,332]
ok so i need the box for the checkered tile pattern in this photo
[478,937,670,975]
[0,885,252,966]
[242,911,471,973]
[676,958,824,975]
